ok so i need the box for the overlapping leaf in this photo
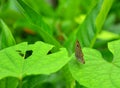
[64,0,113,54]
[0,41,70,80]
[76,0,113,47]
[69,39,120,88]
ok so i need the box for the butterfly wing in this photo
[75,40,85,64]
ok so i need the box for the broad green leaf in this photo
[16,0,61,50]
[76,0,113,48]
[69,39,120,88]
[0,41,70,80]
[0,19,16,49]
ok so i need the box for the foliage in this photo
[0,0,120,88]
[69,40,120,88]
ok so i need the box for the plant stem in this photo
[70,80,76,88]
[19,77,22,88]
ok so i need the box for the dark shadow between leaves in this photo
[100,48,113,62]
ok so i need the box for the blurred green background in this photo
[0,0,120,44]
[0,0,120,88]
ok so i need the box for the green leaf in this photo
[76,0,98,47]
[24,0,55,17]
[22,75,48,88]
[0,41,70,80]
[16,0,52,35]
[0,19,17,88]
[0,19,16,49]
[69,39,120,88]
[16,0,61,50]
[108,39,120,61]
[76,0,113,48]
[0,77,18,88]
[64,0,113,54]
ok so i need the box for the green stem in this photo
[70,80,76,88]
[19,77,23,88]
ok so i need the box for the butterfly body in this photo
[75,40,85,64]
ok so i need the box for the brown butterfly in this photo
[75,40,85,64]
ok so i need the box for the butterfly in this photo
[75,40,85,64]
